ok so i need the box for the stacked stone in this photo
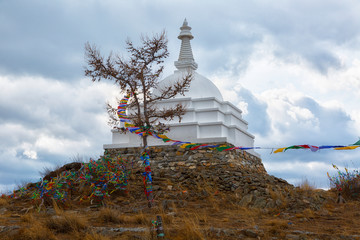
[106,143,265,174]
[105,144,327,211]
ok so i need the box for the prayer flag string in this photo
[118,93,360,153]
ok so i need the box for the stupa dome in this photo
[156,70,223,100]
[154,19,223,101]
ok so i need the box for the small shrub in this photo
[298,179,316,191]
[39,165,58,179]
[9,154,131,205]
[328,164,360,200]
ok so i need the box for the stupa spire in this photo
[174,19,198,71]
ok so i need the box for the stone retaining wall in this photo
[105,143,266,175]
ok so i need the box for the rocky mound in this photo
[105,145,329,212]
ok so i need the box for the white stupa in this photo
[104,19,256,155]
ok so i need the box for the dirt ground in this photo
[1,187,360,240]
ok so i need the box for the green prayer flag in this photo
[216,146,233,152]
[185,143,200,149]
[284,145,305,151]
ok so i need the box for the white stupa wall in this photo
[105,96,257,156]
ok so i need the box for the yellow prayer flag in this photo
[124,122,135,127]
[274,147,286,153]
[180,143,193,149]
[334,146,360,150]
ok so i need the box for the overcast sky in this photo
[1,0,360,191]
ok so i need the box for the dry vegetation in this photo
[1,176,360,239]
[0,197,9,207]
[297,178,316,191]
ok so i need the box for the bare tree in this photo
[85,31,192,147]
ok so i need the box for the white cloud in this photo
[264,161,332,175]
[209,40,360,188]
[0,74,120,190]
[34,134,91,155]
[23,150,38,160]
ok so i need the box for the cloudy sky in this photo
[1,0,360,191]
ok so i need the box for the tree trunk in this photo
[141,136,153,208]
[142,135,148,148]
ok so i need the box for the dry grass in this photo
[194,212,208,224]
[20,212,35,223]
[172,217,205,240]
[131,212,148,225]
[302,208,315,219]
[83,232,111,240]
[156,212,174,226]
[154,202,176,225]
[97,207,149,225]
[3,194,360,239]
[8,221,57,240]
[45,211,88,234]
[298,178,316,191]
[265,219,289,237]
[265,219,289,228]
[324,202,336,212]
[0,197,9,207]
[4,167,360,240]
[97,207,124,224]
[267,187,289,209]
[294,208,316,219]
[268,187,277,199]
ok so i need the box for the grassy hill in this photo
[1,154,360,239]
